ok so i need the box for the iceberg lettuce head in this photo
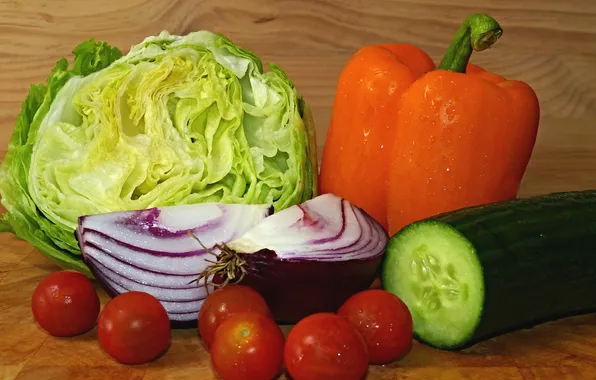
[0,31,318,276]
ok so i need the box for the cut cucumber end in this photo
[382,220,484,350]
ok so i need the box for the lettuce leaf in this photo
[0,39,122,275]
[0,31,317,276]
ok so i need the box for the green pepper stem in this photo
[437,14,503,73]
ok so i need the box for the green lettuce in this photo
[0,31,318,276]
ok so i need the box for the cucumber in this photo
[381,190,596,350]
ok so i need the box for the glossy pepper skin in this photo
[386,14,540,235]
[319,44,436,230]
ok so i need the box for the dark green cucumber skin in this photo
[414,190,596,350]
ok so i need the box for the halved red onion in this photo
[208,193,388,323]
[77,194,388,326]
[76,203,273,325]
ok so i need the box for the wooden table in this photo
[1,1,596,379]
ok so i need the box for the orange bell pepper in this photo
[319,43,436,230]
[386,14,540,235]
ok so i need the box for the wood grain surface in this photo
[1,0,596,379]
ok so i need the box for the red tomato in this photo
[284,312,369,380]
[198,284,271,348]
[31,270,100,337]
[337,289,413,364]
[97,291,171,365]
[210,311,285,380]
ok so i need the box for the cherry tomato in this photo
[210,311,285,380]
[198,284,271,348]
[97,291,171,365]
[284,312,369,380]
[31,270,100,337]
[337,289,413,364]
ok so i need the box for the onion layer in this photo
[76,202,273,324]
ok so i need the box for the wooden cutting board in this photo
[1,0,596,379]
[1,235,596,379]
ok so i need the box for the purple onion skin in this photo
[81,254,199,329]
[226,250,384,324]
[83,254,120,299]
[170,318,199,329]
